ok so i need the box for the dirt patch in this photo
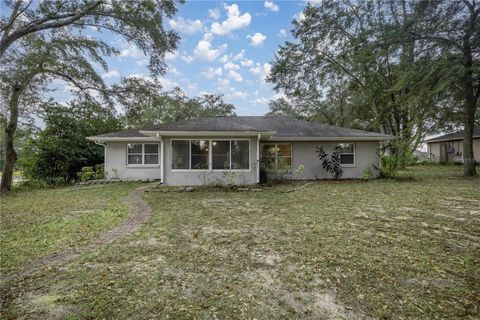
[22,293,76,320]
[201,198,263,214]
[252,269,360,319]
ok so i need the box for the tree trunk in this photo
[462,29,477,177]
[0,86,21,193]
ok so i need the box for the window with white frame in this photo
[127,143,159,165]
[261,143,292,172]
[171,139,250,170]
[338,143,355,165]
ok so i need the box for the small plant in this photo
[316,146,343,179]
[360,167,373,181]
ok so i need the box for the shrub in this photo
[316,145,343,179]
[378,155,399,178]
[77,164,105,182]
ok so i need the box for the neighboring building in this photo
[87,116,393,186]
[425,126,480,163]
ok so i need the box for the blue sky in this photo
[50,0,308,116]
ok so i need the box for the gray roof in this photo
[91,129,148,138]
[425,126,480,143]
[90,116,393,139]
[142,116,391,138]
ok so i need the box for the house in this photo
[86,116,393,186]
[425,126,480,164]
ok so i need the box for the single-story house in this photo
[87,116,393,186]
[425,126,480,163]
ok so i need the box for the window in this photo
[171,139,250,170]
[212,140,230,169]
[231,140,249,169]
[172,140,189,169]
[191,140,209,169]
[338,143,355,165]
[127,143,159,166]
[261,144,292,172]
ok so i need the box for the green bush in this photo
[378,155,399,178]
[77,164,105,182]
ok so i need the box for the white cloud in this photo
[135,58,149,66]
[278,29,287,37]
[247,32,267,46]
[250,62,272,82]
[201,67,223,79]
[250,97,270,105]
[208,8,221,20]
[193,33,227,61]
[102,69,120,79]
[224,61,240,70]
[264,1,279,12]
[181,55,194,63]
[119,46,145,59]
[165,51,178,60]
[159,77,179,90]
[294,11,306,22]
[233,90,248,99]
[233,50,254,67]
[211,4,251,36]
[228,70,243,82]
[219,54,230,64]
[169,17,203,35]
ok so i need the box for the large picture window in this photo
[338,143,355,165]
[127,143,159,166]
[261,143,292,172]
[171,139,250,170]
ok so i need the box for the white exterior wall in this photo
[162,136,259,186]
[104,141,162,180]
[103,138,381,184]
[287,141,380,179]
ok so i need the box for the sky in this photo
[47,0,308,116]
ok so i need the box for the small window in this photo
[261,144,292,172]
[144,144,159,164]
[127,144,143,165]
[127,143,159,166]
[338,143,355,165]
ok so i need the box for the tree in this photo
[21,100,122,183]
[410,0,480,176]
[0,0,179,192]
[114,77,236,129]
[268,0,453,169]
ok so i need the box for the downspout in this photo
[159,135,164,184]
[94,140,107,178]
[256,134,261,184]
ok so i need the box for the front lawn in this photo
[1,166,479,319]
[0,183,140,274]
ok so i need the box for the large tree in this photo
[21,100,122,183]
[268,0,454,169]
[114,77,236,129]
[0,0,179,192]
[409,0,480,176]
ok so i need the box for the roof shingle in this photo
[425,126,480,143]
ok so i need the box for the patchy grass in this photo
[0,183,140,274]
[1,166,479,319]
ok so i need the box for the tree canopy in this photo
[268,0,479,174]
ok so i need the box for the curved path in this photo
[1,184,154,285]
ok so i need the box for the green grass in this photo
[1,166,479,319]
[0,183,140,274]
